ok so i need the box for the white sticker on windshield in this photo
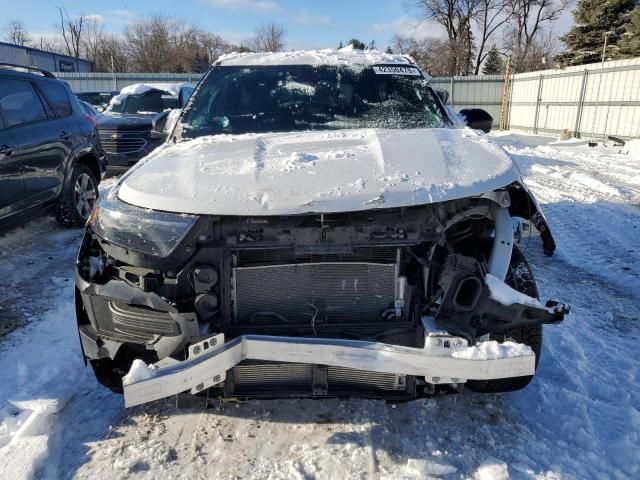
[372,65,421,76]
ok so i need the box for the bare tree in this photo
[414,0,478,75]
[125,15,203,72]
[473,0,513,74]
[390,35,453,76]
[507,0,568,71]
[4,20,31,46]
[81,16,105,66]
[37,36,65,54]
[200,32,233,63]
[56,6,87,58]
[91,34,129,73]
[251,22,285,52]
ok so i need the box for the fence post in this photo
[499,57,512,130]
[506,72,515,129]
[450,77,455,109]
[574,69,589,138]
[533,74,544,134]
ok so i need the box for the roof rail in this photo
[0,63,56,78]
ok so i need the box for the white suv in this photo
[74,49,567,407]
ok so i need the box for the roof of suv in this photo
[0,63,55,78]
[215,46,417,68]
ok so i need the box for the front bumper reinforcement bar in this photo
[123,331,535,407]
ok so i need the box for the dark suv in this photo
[97,83,194,170]
[0,64,104,229]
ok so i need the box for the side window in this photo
[0,78,48,127]
[38,81,72,117]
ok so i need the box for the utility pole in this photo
[111,55,116,91]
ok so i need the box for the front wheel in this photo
[465,246,543,393]
[56,164,98,227]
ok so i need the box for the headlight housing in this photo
[90,187,198,257]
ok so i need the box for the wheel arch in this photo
[507,181,556,256]
[73,152,101,185]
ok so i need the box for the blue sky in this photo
[4,0,575,51]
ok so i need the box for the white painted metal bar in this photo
[123,332,535,407]
[488,206,514,281]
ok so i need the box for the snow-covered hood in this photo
[118,128,521,216]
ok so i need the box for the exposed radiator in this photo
[229,361,411,397]
[232,262,397,325]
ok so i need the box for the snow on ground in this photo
[0,135,638,479]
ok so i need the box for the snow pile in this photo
[109,82,193,107]
[122,359,156,385]
[405,458,457,476]
[280,80,316,95]
[485,273,541,308]
[217,46,415,69]
[621,138,640,161]
[0,300,81,479]
[285,151,319,170]
[474,457,510,480]
[452,341,533,360]
[567,171,620,197]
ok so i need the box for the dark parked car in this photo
[76,91,118,108]
[97,83,194,170]
[0,64,104,230]
[79,100,100,119]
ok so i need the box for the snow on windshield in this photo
[179,64,447,139]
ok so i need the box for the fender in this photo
[62,142,104,189]
[507,181,556,256]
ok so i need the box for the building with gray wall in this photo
[0,41,93,73]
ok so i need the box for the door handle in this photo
[0,144,13,156]
[59,131,71,141]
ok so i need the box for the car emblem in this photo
[110,133,120,139]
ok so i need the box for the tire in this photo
[90,358,124,394]
[465,246,543,393]
[55,164,99,227]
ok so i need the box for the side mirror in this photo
[150,111,170,139]
[433,88,449,105]
[459,108,493,133]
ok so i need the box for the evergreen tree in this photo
[347,38,366,50]
[619,6,640,56]
[482,46,504,74]
[558,0,638,65]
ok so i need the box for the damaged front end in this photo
[75,183,568,407]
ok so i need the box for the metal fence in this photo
[56,72,204,93]
[56,57,640,139]
[430,75,504,126]
[429,58,640,139]
[507,58,640,139]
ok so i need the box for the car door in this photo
[0,76,66,207]
[0,116,23,219]
[22,78,76,202]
